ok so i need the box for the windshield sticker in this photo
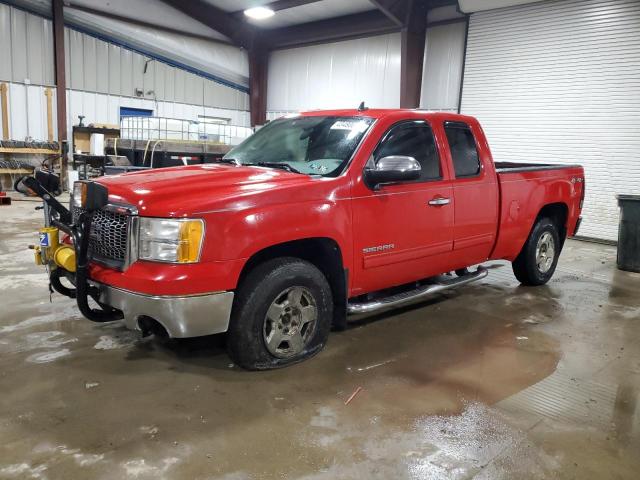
[330,120,369,132]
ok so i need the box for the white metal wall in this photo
[65,90,251,149]
[0,83,57,141]
[461,0,640,241]
[0,81,251,144]
[420,20,467,111]
[0,3,55,85]
[62,28,248,110]
[267,33,401,114]
[0,3,250,142]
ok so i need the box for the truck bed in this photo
[495,162,583,174]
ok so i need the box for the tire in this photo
[227,257,333,370]
[512,217,561,286]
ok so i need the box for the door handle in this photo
[428,197,451,206]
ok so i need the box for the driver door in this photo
[350,120,454,296]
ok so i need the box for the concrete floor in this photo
[1,199,639,480]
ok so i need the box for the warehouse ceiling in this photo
[159,0,460,50]
[209,0,376,29]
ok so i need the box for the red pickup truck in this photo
[26,109,584,369]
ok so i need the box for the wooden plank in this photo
[0,148,60,154]
[0,168,34,174]
[0,83,8,141]
[45,88,54,142]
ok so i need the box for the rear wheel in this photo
[512,217,560,286]
[227,257,332,370]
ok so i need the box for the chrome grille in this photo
[72,205,129,267]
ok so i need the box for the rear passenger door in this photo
[443,121,499,267]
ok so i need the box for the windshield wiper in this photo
[216,158,238,165]
[245,162,302,174]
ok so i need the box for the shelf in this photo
[73,126,120,135]
[0,148,60,154]
[0,168,33,174]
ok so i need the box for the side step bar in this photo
[347,266,488,316]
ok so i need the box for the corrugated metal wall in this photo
[420,20,467,111]
[0,4,55,86]
[62,28,248,111]
[0,3,250,141]
[266,33,401,114]
[0,83,57,141]
[461,0,640,241]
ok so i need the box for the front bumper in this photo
[95,282,234,338]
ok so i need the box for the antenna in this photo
[358,101,368,112]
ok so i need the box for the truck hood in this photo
[97,164,318,217]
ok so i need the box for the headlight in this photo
[139,218,204,263]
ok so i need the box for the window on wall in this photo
[374,121,441,181]
[198,115,230,125]
[444,122,480,178]
[119,107,153,119]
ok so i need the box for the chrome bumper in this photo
[95,282,234,338]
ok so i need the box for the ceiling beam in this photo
[266,10,400,50]
[159,0,255,49]
[66,3,233,45]
[369,0,411,27]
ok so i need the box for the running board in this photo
[347,266,488,316]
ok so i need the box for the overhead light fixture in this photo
[244,6,275,20]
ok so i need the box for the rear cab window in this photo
[444,121,481,178]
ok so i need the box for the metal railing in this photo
[120,116,253,146]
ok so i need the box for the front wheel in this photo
[512,217,561,286]
[227,257,333,370]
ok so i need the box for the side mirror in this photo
[364,156,421,188]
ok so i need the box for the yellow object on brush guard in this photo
[39,226,59,251]
[53,245,76,272]
[35,226,76,272]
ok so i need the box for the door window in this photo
[374,121,441,181]
[444,122,480,177]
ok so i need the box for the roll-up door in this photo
[461,0,640,241]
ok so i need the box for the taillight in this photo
[580,178,585,210]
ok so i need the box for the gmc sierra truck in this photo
[22,109,585,369]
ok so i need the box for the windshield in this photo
[224,116,374,177]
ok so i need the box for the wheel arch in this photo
[236,237,348,329]
[535,202,569,250]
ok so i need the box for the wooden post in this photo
[0,83,9,140]
[45,88,54,142]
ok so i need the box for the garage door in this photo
[460,0,640,241]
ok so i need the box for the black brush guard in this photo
[20,176,123,322]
